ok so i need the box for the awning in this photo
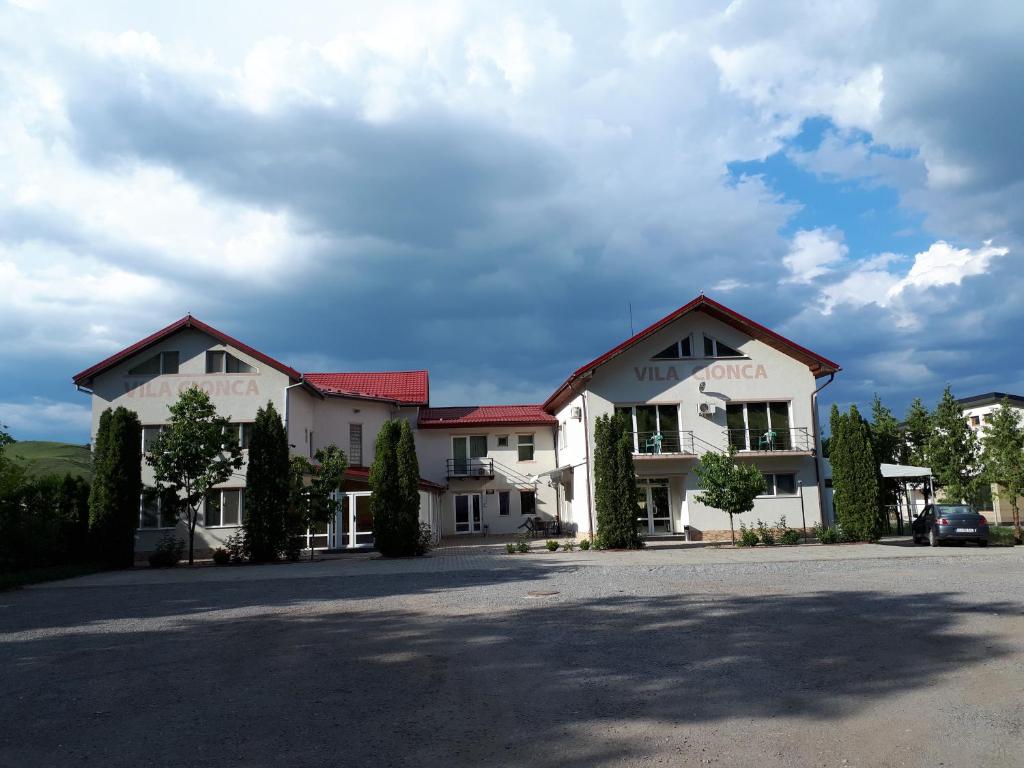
[880,463,933,479]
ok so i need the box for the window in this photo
[517,434,535,461]
[205,489,244,527]
[702,334,742,358]
[614,404,682,453]
[499,491,510,516]
[653,336,693,359]
[142,425,166,453]
[520,490,536,516]
[726,401,792,451]
[761,473,797,496]
[559,423,567,450]
[497,435,509,448]
[349,424,363,466]
[139,488,179,529]
[206,350,255,374]
[970,415,980,427]
[128,351,178,375]
[224,423,253,449]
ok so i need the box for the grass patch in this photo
[0,563,107,591]
[8,441,92,480]
[988,527,1017,547]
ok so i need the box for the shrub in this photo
[224,531,246,563]
[737,522,759,547]
[813,523,841,544]
[578,538,591,551]
[545,539,560,552]
[515,536,530,553]
[415,523,433,556]
[562,540,576,552]
[212,547,230,566]
[779,528,802,545]
[756,518,775,546]
[988,526,1016,547]
[505,542,517,555]
[148,534,184,568]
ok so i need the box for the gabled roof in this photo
[418,404,557,429]
[304,371,430,406]
[72,315,301,386]
[543,294,841,412]
[343,465,444,492]
[956,392,1024,409]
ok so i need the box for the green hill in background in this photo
[8,441,92,481]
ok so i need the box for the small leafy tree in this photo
[147,387,242,565]
[244,402,290,562]
[694,448,766,544]
[593,412,643,549]
[89,407,143,567]
[370,420,422,556]
[980,399,1024,543]
[829,404,880,541]
[288,444,347,560]
[927,386,980,505]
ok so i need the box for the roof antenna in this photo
[628,301,634,336]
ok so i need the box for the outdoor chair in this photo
[758,430,778,451]
[644,432,663,454]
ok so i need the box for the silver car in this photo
[912,504,989,547]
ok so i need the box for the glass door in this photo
[454,494,482,534]
[452,436,487,475]
[636,479,673,535]
[334,492,374,548]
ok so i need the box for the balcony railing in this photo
[631,431,696,456]
[447,457,495,479]
[726,427,814,453]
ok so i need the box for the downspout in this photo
[811,372,836,524]
[552,423,562,533]
[581,387,596,539]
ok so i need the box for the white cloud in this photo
[782,228,849,283]
[0,398,92,439]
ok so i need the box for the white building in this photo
[958,391,1024,523]
[73,295,839,554]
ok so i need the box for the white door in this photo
[637,480,673,535]
[335,492,374,548]
[454,493,482,534]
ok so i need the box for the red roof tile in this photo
[543,294,841,412]
[72,315,301,386]
[304,371,429,406]
[344,465,444,491]
[418,404,557,429]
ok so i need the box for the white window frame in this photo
[129,351,179,376]
[614,404,681,452]
[652,334,694,360]
[138,490,179,530]
[206,349,256,374]
[726,401,794,451]
[142,425,167,454]
[517,434,535,462]
[349,423,363,466]
[702,334,744,358]
[204,488,245,528]
[759,473,798,497]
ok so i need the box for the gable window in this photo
[349,424,363,466]
[614,404,682,454]
[128,351,179,375]
[206,350,256,374]
[520,490,536,516]
[703,334,742,358]
[726,402,792,451]
[517,434,535,462]
[761,473,797,497]
[653,336,693,360]
[499,491,510,516]
[205,489,244,527]
[139,488,180,529]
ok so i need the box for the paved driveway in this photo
[2,542,1022,767]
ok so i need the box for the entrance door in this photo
[334,492,374,548]
[454,493,482,534]
[637,479,673,535]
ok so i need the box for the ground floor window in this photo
[204,488,244,527]
[139,488,179,529]
[499,491,510,516]
[761,473,797,496]
[520,490,536,516]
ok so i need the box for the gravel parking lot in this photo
[2,541,1022,767]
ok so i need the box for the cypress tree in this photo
[903,398,931,467]
[244,401,290,561]
[869,395,900,529]
[370,420,421,556]
[830,404,880,541]
[89,407,142,567]
[927,386,980,505]
[593,412,643,549]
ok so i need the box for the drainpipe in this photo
[811,372,836,524]
[552,423,562,533]
[581,388,596,539]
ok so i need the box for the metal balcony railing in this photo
[631,430,696,456]
[446,457,495,479]
[726,427,813,453]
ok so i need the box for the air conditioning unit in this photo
[571,406,583,420]
[697,402,715,418]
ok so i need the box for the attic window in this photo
[652,336,692,360]
[128,351,179,375]
[703,335,742,358]
[206,350,256,374]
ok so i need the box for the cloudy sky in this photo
[1,0,1022,442]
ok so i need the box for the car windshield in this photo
[936,505,974,515]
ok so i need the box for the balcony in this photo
[446,457,495,479]
[726,427,814,454]
[630,430,696,457]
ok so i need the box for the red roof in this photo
[304,371,429,406]
[344,465,444,491]
[543,295,841,412]
[72,315,302,386]
[418,404,557,429]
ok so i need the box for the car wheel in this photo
[929,528,939,547]
[978,539,988,547]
